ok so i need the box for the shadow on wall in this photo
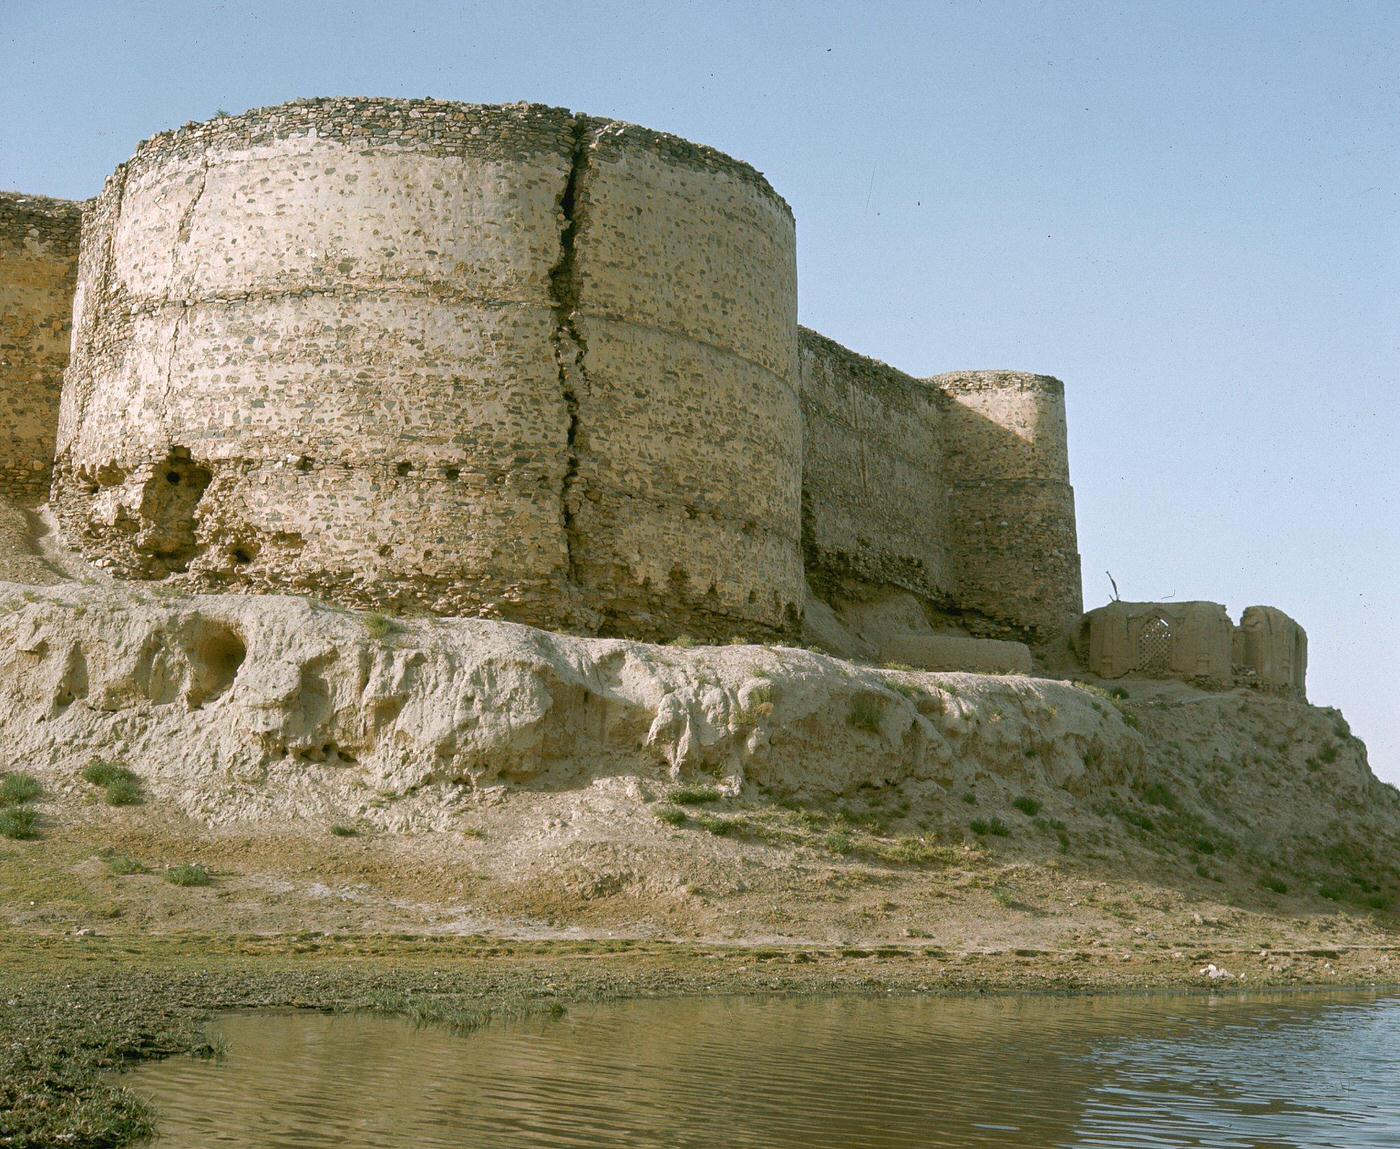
[798,327,1083,647]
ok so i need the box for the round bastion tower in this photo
[929,371,1083,638]
[52,98,802,641]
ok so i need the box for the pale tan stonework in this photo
[4,98,1302,682]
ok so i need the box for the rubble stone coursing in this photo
[797,335,1084,639]
[49,99,802,641]
[0,193,82,499]
[933,371,1083,638]
[21,98,1088,643]
[798,328,952,606]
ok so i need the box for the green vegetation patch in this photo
[847,693,886,733]
[970,817,1011,838]
[1012,796,1041,817]
[0,806,39,840]
[104,853,147,876]
[104,778,144,807]
[670,784,723,806]
[164,864,212,888]
[80,761,144,807]
[0,773,41,807]
[80,761,137,788]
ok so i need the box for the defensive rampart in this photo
[798,328,951,605]
[0,193,82,498]
[933,370,1083,638]
[50,99,801,640]
[26,98,1095,649]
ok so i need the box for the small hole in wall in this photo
[165,471,182,485]
[443,467,460,480]
[396,462,412,477]
[231,548,253,565]
[296,457,314,473]
[377,544,392,557]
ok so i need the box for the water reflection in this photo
[119,990,1400,1147]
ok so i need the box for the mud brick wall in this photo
[797,328,951,604]
[0,193,82,498]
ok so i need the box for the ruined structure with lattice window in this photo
[1078,600,1307,697]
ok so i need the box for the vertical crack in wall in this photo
[548,118,591,585]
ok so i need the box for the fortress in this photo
[0,98,1303,691]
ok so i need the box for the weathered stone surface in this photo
[0,581,1143,825]
[50,98,801,642]
[0,193,81,499]
[880,634,1032,674]
[931,370,1083,639]
[1080,600,1237,686]
[20,98,1093,657]
[1238,605,1308,696]
[798,328,950,605]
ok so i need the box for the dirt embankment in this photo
[0,572,1397,958]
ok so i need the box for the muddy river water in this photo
[119,989,1400,1147]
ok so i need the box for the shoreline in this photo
[4,935,1399,1149]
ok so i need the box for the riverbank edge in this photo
[4,935,1399,1149]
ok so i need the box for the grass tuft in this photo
[165,864,212,887]
[0,772,42,807]
[654,805,687,827]
[81,761,137,788]
[970,816,1011,838]
[822,830,854,855]
[847,694,885,733]
[1012,796,1041,817]
[0,805,39,839]
[362,612,396,638]
[670,784,722,806]
[329,824,360,838]
[104,853,147,875]
[103,777,144,807]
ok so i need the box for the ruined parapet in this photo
[797,328,950,605]
[0,193,82,499]
[879,634,1032,674]
[1079,601,1234,684]
[51,99,801,640]
[930,371,1083,639]
[1237,605,1307,697]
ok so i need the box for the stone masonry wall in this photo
[51,99,801,640]
[931,371,1083,638]
[563,117,801,640]
[797,327,950,604]
[0,193,82,498]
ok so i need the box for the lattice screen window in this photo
[1137,616,1173,673]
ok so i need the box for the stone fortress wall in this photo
[5,96,1299,680]
[48,99,801,640]
[0,193,82,498]
[798,329,951,607]
[796,332,1081,641]
[933,370,1082,639]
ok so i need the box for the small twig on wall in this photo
[1106,571,1121,602]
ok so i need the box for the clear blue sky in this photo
[4,1,1396,777]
